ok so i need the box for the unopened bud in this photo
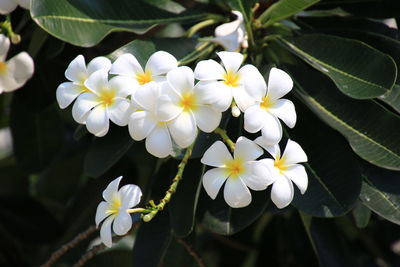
[231,105,241,117]
[11,33,21,44]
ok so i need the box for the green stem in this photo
[178,42,215,66]
[142,143,194,222]
[186,19,219,38]
[0,15,20,44]
[214,127,235,152]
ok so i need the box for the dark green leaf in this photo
[31,0,210,47]
[359,160,400,195]
[352,201,371,228]
[281,34,397,99]
[286,64,400,170]
[86,250,132,267]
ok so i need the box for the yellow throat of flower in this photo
[0,61,8,75]
[224,158,245,178]
[260,95,274,111]
[179,92,197,112]
[136,70,153,85]
[98,88,116,107]
[223,71,240,87]
[274,157,288,173]
[106,194,122,215]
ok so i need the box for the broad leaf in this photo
[281,34,397,99]
[286,65,400,170]
[31,0,210,46]
[259,0,320,26]
[352,201,371,228]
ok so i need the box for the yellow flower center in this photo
[260,95,274,111]
[224,158,245,178]
[179,92,197,112]
[98,88,116,106]
[106,194,122,215]
[80,85,91,93]
[223,71,240,87]
[0,61,8,75]
[274,157,288,173]
[136,70,153,85]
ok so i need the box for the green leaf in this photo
[84,126,134,178]
[259,0,320,26]
[286,65,400,170]
[352,201,371,228]
[281,34,397,99]
[290,101,361,217]
[169,161,204,237]
[85,250,132,267]
[31,0,210,47]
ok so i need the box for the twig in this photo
[41,225,98,267]
[177,238,206,267]
[72,243,106,267]
[214,128,236,152]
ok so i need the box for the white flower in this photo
[157,66,222,148]
[0,34,33,93]
[255,137,308,209]
[0,0,30,14]
[194,51,265,112]
[95,176,142,247]
[110,51,177,87]
[72,70,133,137]
[128,81,174,158]
[56,55,111,109]
[244,67,296,146]
[200,137,267,208]
[209,11,248,52]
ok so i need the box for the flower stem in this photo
[186,19,219,38]
[142,143,194,222]
[0,15,20,44]
[127,208,149,214]
[214,127,235,152]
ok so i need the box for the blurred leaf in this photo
[84,126,134,178]
[352,201,371,228]
[201,190,269,235]
[31,0,211,47]
[86,250,131,267]
[132,212,172,267]
[162,237,197,267]
[281,34,397,99]
[259,0,320,25]
[169,161,204,237]
[286,65,400,170]
[290,100,361,217]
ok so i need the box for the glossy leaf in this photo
[31,0,209,46]
[287,65,400,170]
[281,34,397,99]
[259,0,320,26]
[352,201,371,228]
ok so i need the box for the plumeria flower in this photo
[194,51,265,112]
[95,176,142,247]
[209,11,248,52]
[129,81,174,158]
[244,67,296,146]
[72,70,133,137]
[0,34,33,93]
[110,51,177,87]
[56,55,111,109]
[0,0,30,14]
[255,137,308,209]
[200,137,267,208]
[157,66,222,148]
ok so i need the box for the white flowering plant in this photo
[1,0,400,266]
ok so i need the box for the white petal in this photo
[146,124,173,158]
[239,162,269,191]
[217,51,243,73]
[269,99,296,128]
[283,164,308,194]
[87,56,111,74]
[267,67,293,101]
[100,215,115,247]
[6,52,34,86]
[72,93,99,123]
[109,53,143,77]
[15,0,30,9]
[168,112,197,148]
[113,210,132,236]
[0,0,17,15]
[251,159,276,186]
[202,168,229,199]
[84,69,108,94]
[119,183,142,208]
[224,178,251,208]
[234,136,263,161]
[260,112,283,146]
[254,137,281,159]
[0,73,19,93]
[193,105,221,133]
[282,139,308,164]
[201,140,233,167]
[108,75,136,98]
[129,111,157,141]
[102,176,122,203]
[156,90,183,121]
[271,176,294,209]
[86,105,109,137]
[232,86,255,112]
[0,34,10,60]
[244,105,265,133]
[196,81,232,111]
[238,64,266,100]
[55,82,84,109]
[65,55,87,82]
[145,51,177,76]
[194,59,225,81]
[213,20,242,52]
[167,66,194,94]
[95,201,111,226]
[132,81,159,111]
[108,99,131,126]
